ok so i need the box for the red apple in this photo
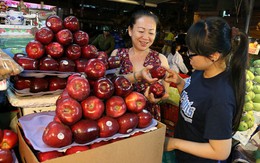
[93,77,114,100]
[137,109,153,128]
[56,89,70,106]
[97,116,119,138]
[0,149,13,163]
[66,44,81,60]
[149,65,166,79]
[26,40,45,59]
[67,73,82,83]
[39,57,59,71]
[106,96,127,118]
[13,76,31,90]
[97,57,109,69]
[63,16,80,32]
[45,42,64,58]
[125,91,147,113]
[42,121,72,148]
[15,56,39,70]
[35,27,54,45]
[58,58,76,72]
[56,97,82,125]
[71,119,100,144]
[113,76,133,97]
[107,56,120,69]
[75,58,88,72]
[117,113,138,134]
[45,15,63,33]
[73,30,89,46]
[97,51,108,60]
[37,151,64,162]
[0,129,18,150]
[149,81,165,98]
[30,78,49,93]
[90,141,110,149]
[48,77,67,91]
[84,58,106,80]
[66,76,90,101]
[55,29,73,46]
[81,45,98,59]
[13,53,25,62]
[65,146,89,155]
[53,115,62,123]
[81,96,105,120]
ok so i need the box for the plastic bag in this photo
[0,49,23,80]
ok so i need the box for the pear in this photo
[247,91,256,100]
[238,121,248,131]
[253,103,260,111]
[253,85,260,94]
[246,80,253,91]
[246,69,255,80]
[241,112,253,122]
[244,101,254,111]
[253,94,260,103]
[254,76,260,84]
[246,119,254,128]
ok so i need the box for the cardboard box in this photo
[18,122,166,163]
[19,105,56,116]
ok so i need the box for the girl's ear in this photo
[210,52,221,62]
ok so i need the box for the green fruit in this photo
[246,80,253,91]
[247,110,254,116]
[246,70,255,80]
[253,103,260,111]
[256,159,260,163]
[253,59,260,67]
[246,119,254,128]
[238,121,248,131]
[241,113,252,122]
[248,91,256,100]
[253,85,260,94]
[245,94,251,102]
[253,94,260,103]
[249,67,255,73]
[254,76,260,84]
[244,101,254,111]
[255,68,260,76]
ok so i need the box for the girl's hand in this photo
[141,65,158,84]
[164,68,182,85]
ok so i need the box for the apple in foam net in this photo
[48,77,67,91]
[63,15,80,32]
[113,76,133,97]
[15,56,39,70]
[81,96,105,120]
[42,121,72,148]
[65,146,89,155]
[13,76,31,90]
[45,42,64,58]
[71,119,100,144]
[37,151,64,162]
[58,58,76,72]
[39,57,59,71]
[73,30,89,46]
[35,27,54,45]
[66,44,81,60]
[45,15,63,33]
[93,77,115,100]
[84,58,106,80]
[56,97,82,126]
[106,96,127,118]
[26,40,45,59]
[30,78,49,93]
[55,29,73,46]
[125,91,147,113]
[66,76,90,101]
[117,113,139,134]
[97,116,119,138]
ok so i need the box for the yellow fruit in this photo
[248,91,256,100]
[246,69,255,80]
[254,76,260,84]
[253,85,260,94]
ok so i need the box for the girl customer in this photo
[164,17,248,162]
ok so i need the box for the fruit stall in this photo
[1,1,260,163]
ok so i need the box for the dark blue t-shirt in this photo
[175,70,236,163]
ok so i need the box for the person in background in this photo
[161,27,175,57]
[164,17,248,162]
[110,9,170,121]
[91,26,115,56]
[167,41,188,74]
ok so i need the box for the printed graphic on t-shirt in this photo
[180,77,195,123]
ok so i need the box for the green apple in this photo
[238,121,248,131]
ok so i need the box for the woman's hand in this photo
[140,65,158,84]
[144,84,169,103]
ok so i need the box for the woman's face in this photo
[128,16,157,51]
